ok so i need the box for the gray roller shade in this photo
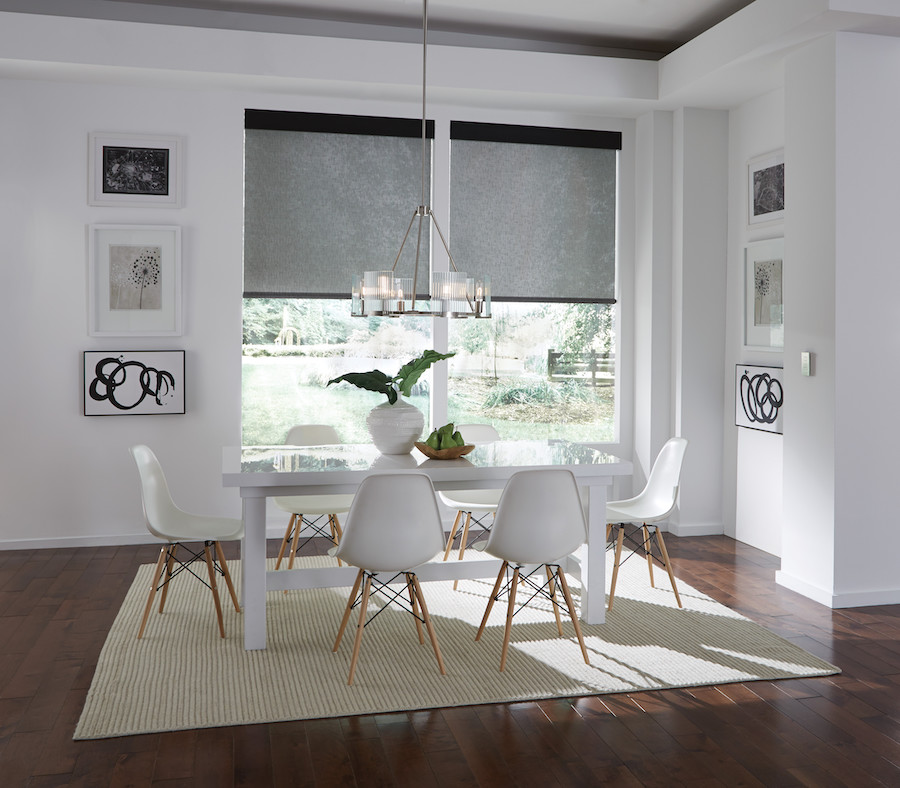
[449,122,618,303]
[244,112,432,298]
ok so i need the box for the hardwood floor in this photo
[2,534,900,786]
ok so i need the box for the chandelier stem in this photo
[421,0,428,210]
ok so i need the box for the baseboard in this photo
[0,533,156,551]
[776,569,900,608]
[666,522,724,538]
[0,525,315,552]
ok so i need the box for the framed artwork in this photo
[84,350,186,416]
[735,364,783,434]
[744,237,784,351]
[88,224,182,336]
[748,149,784,225]
[88,132,184,207]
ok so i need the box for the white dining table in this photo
[222,440,632,650]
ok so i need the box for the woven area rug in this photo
[74,552,839,739]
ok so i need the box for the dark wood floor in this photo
[2,534,900,787]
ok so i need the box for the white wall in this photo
[0,78,246,546]
[778,31,900,607]
[0,19,639,548]
[669,107,728,536]
[727,89,786,555]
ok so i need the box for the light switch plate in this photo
[801,351,811,376]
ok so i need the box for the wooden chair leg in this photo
[158,543,177,613]
[347,574,373,686]
[499,566,520,672]
[653,527,683,608]
[608,525,626,611]
[453,512,474,590]
[203,542,226,638]
[442,511,463,561]
[330,514,343,566]
[546,565,564,636]
[286,514,303,571]
[411,575,446,675]
[333,569,364,652]
[476,561,508,641]
[642,524,656,587]
[275,514,296,570]
[407,573,425,644]
[137,546,168,639]
[215,541,241,612]
[556,566,590,665]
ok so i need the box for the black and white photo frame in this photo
[89,132,183,208]
[748,149,784,226]
[88,224,182,336]
[735,364,783,434]
[744,237,784,351]
[84,350,186,416]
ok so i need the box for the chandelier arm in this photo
[429,210,475,312]
[391,209,420,272]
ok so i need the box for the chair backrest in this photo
[129,444,184,541]
[285,424,342,446]
[485,469,586,565]
[456,423,500,443]
[335,473,446,573]
[638,437,689,519]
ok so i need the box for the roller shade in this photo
[449,121,619,303]
[243,110,433,298]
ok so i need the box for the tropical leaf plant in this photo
[327,349,455,404]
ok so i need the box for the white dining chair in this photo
[606,437,688,610]
[129,444,243,639]
[331,472,447,686]
[474,468,590,672]
[438,424,502,588]
[274,425,354,570]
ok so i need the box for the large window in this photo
[242,112,619,446]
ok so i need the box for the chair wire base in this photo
[606,522,682,610]
[333,569,446,685]
[475,560,590,671]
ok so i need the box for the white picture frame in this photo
[748,149,784,226]
[84,350,186,416]
[88,224,182,336]
[88,132,184,207]
[735,364,784,434]
[744,237,784,351]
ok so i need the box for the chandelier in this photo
[350,0,490,319]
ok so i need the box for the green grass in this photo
[244,356,615,445]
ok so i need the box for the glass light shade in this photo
[363,270,394,316]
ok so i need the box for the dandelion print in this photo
[109,245,163,310]
[754,258,782,327]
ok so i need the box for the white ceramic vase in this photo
[366,397,425,455]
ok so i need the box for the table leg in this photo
[242,496,268,650]
[580,484,607,625]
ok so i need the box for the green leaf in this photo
[395,350,456,397]
[327,370,397,404]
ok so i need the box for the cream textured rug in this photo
[74,552,839,739]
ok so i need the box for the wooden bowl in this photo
[414,442,476,460]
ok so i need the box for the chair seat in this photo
[606,498,671,524]
[152,513,244,544]
[438,489,502,511]
[274,494,354,515]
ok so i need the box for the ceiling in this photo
[3,0,756,58]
